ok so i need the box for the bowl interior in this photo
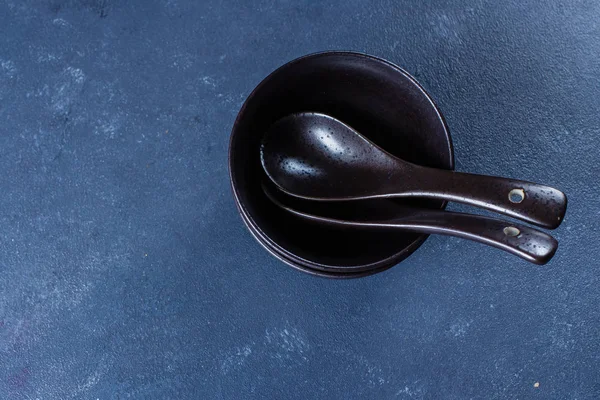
[229,52,453,270]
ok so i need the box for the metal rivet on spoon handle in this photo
[260,113,567,229]
[263,185,558,265]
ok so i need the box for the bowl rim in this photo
[228,50,455,273]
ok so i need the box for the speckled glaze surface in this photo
[229,51,455,273]
[261,112,567,229]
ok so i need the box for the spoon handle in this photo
[402,166,567,229]
[306,209,558,265]
[393,210,557,265]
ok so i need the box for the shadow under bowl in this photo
[229,51,454,274]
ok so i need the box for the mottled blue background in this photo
[0,0,599,398]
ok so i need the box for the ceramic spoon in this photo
[260,112,567,229]
[263,184,558,265]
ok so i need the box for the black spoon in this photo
[263,184,558,265]
[260,112,567,229]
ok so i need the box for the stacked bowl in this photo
[229,52,454,277]
[229,51,565,278]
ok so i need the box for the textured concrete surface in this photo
[1,0,599,398]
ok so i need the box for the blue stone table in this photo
[1,0,598,398]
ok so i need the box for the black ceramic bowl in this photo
[229,51,454,274]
